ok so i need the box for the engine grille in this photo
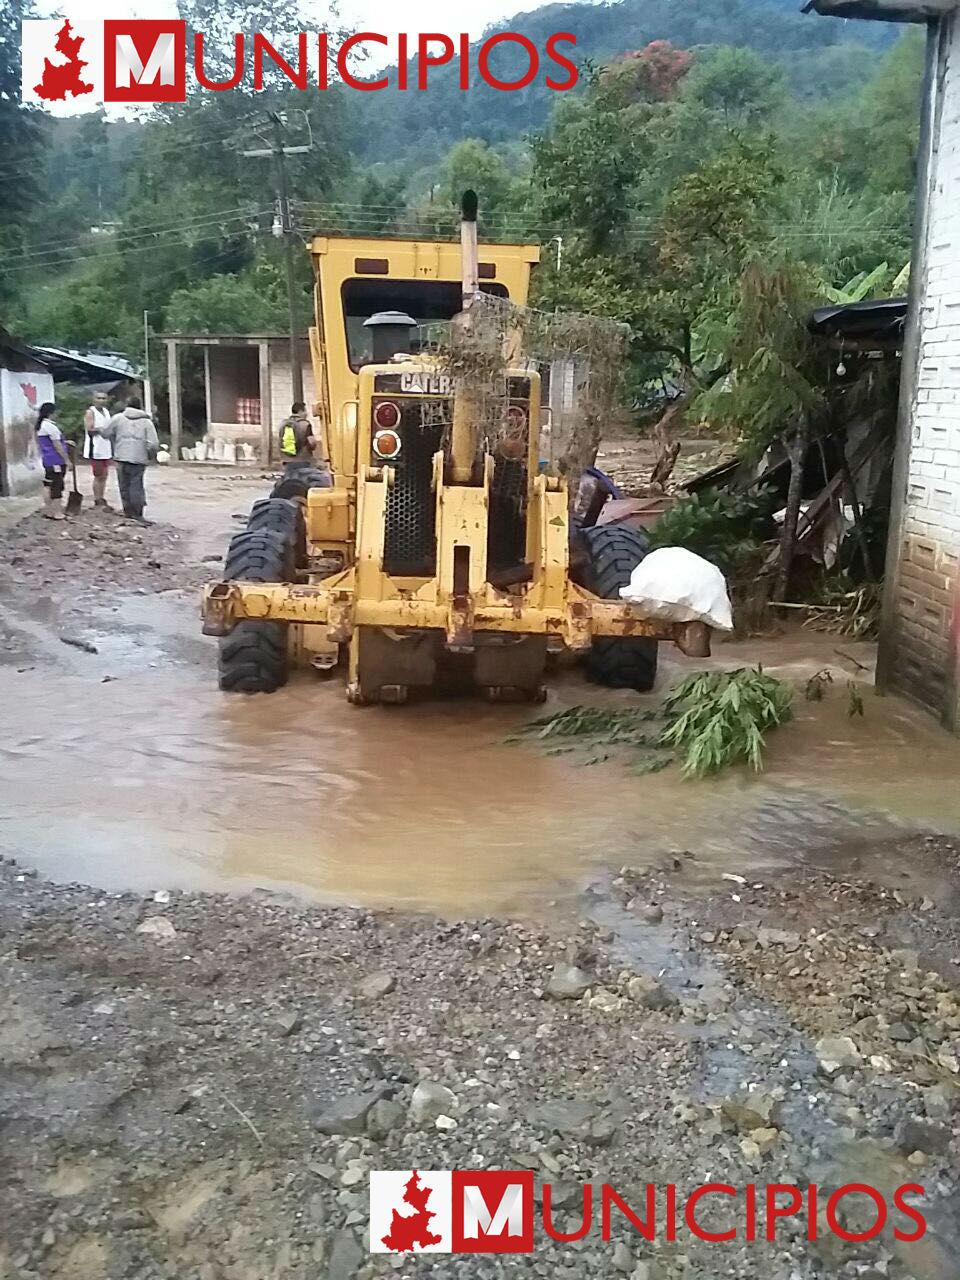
[379,380,531,577]
[488,458,527,570]
[382,400,446,576]
[488,378,531,571]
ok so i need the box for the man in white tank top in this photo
[84,390,113,507]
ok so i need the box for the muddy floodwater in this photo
[3,467,960,916]
[4,588,960,915]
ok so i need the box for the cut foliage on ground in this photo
[512,667,795,777]
[659,667,794,775]
[803,582,883,640]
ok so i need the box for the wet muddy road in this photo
[2,465,960,916]
[4,465,960,1280]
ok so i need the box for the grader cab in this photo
[201,198,711,703]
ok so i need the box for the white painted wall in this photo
[888,11,960,718]
[0,367,54,497]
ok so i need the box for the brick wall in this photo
[886,10,960,723]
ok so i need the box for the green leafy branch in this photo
[512,667,795,778]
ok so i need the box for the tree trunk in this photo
[559,412,603,502]
[652,391,687,450]
[649,441,681,490]
[650,392,688,487]
[776,414,810,601]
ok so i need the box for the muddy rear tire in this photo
[247,497,305,564]
[218,528,291,693]
[223,527,293,582]
[271,466,331,501]
[579,524,658,693]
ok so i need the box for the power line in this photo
[293,218,908,241]
[0,129,251,185]
[3,208,271,269]
[0,217,269,277]
[2,196,908,276]
[292,202,909,234]
[292,198,909,227]
[9,206,269,264]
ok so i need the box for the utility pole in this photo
[242,113,311,404]
[270,112,303,404]
[142,310,152,415]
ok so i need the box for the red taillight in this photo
[374,400,400,429]
[373,429,402,460]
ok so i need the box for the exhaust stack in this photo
[460,188,479,310]
[451,189,481,483]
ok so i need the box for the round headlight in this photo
[373,429,402,460]
[374,400,401,430]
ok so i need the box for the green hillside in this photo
[345,0,894,161]
[1,0,919,385]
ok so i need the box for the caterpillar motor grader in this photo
[201,196,711,703]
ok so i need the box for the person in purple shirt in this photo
[35,402,70,520]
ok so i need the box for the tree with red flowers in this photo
[602,40,693,105]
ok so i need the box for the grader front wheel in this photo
[217,503,300,693]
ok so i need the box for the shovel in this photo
[65,442,83,516]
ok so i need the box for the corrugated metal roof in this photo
[804,0,957,20]
[808,296,907,339]
[30,346,141,380]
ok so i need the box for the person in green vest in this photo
[278,402,316,465]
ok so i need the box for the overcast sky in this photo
[341,0,520,43]
[27,0,527,113]
[41,0,522,38]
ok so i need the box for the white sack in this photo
[619,545,734,631]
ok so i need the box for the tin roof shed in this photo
[804,0,958,20]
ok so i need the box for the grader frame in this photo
[202,218,711,702]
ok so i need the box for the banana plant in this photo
[822,261,890,305]
[891,261,910,293]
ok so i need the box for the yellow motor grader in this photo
[201,198,710,703]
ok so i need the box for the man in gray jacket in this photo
[95,395,159,521]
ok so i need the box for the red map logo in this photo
[33,19,93,102]
[380,1170,442,1251]
[19,382,38,408]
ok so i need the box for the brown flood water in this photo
[3,599,960,915]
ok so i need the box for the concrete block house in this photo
[810,0,960,727]
[161,334,316,464]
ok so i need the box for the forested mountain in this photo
[346,0,894,161]
[0,0,919,414]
